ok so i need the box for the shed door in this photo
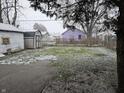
[36,35,40,48]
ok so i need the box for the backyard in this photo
[0,47,117,93]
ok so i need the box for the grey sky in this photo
[18,0,65,36]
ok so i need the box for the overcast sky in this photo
[18,0,65,36]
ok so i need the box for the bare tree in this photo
[1,0,22,26]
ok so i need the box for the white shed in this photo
[24,30,42,49]
[23,23,48,49]
[0,23,24,53]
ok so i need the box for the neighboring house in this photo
[62,27,86,42]
[24,30,42,49]
[0,23,24,53]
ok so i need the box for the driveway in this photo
[0,61,56,93]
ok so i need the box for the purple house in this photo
[62,27,86,42]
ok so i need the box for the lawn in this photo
[35,47,117,93]
[34,47,115,57]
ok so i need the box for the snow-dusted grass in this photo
[33,47,90,56]
[34,47,114,57]
[41,47,117,93]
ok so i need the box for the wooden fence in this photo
[56,37,116,49]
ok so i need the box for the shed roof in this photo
[24,32,35,37]
[0,23,22,33]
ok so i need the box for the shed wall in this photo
[0,31,24,53]
[24,31,42,49]
[24,38,35,49]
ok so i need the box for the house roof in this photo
[62,28,85,35]
[24,32,35,37]
[23,29,40,37]
[0,23,22,33]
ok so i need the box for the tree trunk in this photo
[0,0,3,23]
[5,0,10,24]
[87,28,92,46]
[12,0,17,26]
[117,1,124,93]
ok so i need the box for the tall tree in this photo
[105,0,124,93]
[62,0,107,38]
[116,0,124,93]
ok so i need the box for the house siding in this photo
[0,31,24,53]
[62,29,86,41]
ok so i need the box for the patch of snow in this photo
[0,54,57,65]
[1,89,7,93]
[21,29,37,32]
[0,53,5,57]
[35,55,57,61]
[0,23,22,32]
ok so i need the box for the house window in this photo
[2,37,10,45]
[78,35,82,40]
